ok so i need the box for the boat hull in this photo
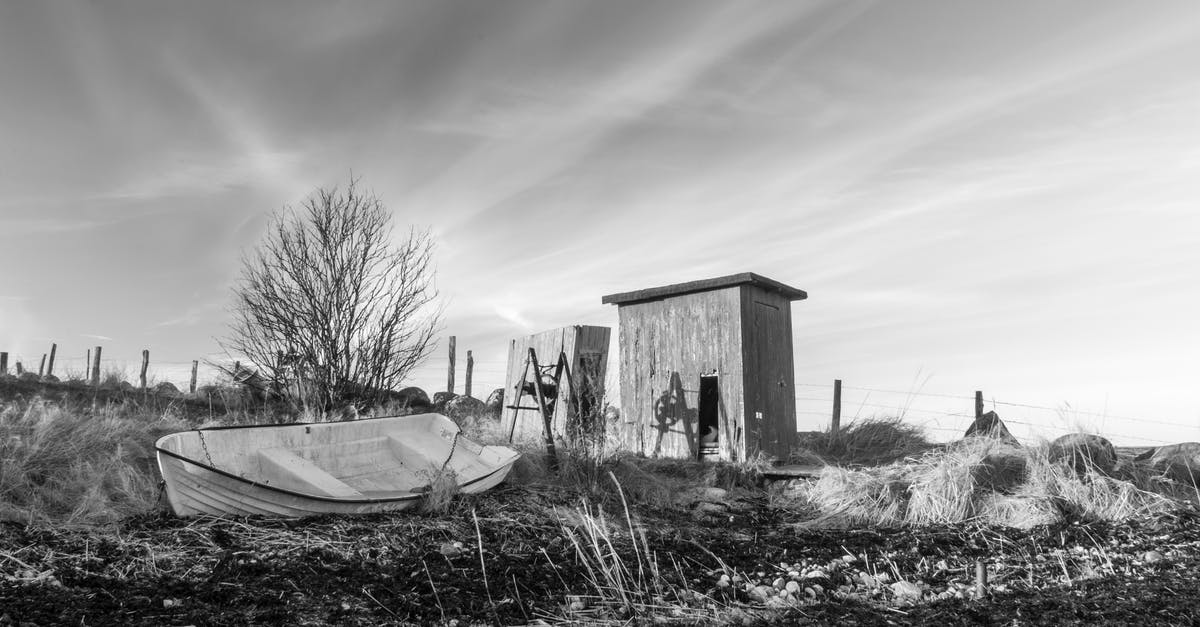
[155,413,519,518]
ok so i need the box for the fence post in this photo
[38,354,46,376]
[975,391,984,419]
[0,352,7,376]
[16,362,23,375]
[140,350,149,391]
[47,343,57,377]
[832,379,842,435]
[190,360,199,394]
[85,349,91,382]
[465,350,474,398]
[91,346,102,386]
[447,335,456,394]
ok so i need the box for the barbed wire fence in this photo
[795,381,1195,448]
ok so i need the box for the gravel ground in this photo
[2,485,1199,626]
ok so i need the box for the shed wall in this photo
[502,325,610,443]
[739,286,797,459]
[615,287,746,460]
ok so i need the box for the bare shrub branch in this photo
[223,180,442,414]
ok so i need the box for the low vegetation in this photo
[4,378,1200,624]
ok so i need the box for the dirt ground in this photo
[3,484,1200,626]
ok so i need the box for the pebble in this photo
[890,581,923,600]
[785,581,801,594]
[1143,550,1165,564]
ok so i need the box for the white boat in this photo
[155,413,520,518]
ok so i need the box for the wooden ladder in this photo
[506,348,578,471]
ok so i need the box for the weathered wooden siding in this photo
[739,286,797,460]
[502,325,610,443]
[615,288,745,460]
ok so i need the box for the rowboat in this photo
[155,413,520,518]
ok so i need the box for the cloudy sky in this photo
[2,1,1198,443]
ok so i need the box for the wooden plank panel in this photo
[502,325,611,443]
[615,287,744,460]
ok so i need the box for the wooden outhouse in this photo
[502,325,610,443]
[601,273,807,462]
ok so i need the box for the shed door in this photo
[751,300,785,456]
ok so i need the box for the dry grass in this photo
[0,398,189,525]
[794,436,1183,529]
[796,416,934,467]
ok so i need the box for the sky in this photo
[2,0,1198,445]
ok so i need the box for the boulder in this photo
[963,411,1020,446]
[972,451,1027,493]
[155,381,181,395]
[41,374,60,383]
[384,387,432,414]
[1135,442,1200,485]
[1048,433,1117,475]
[432,391,457,411]
[445,395,489,424]
[484,388,505,417]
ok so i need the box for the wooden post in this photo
[85,349,91,382]
[38,354,46,376]
[975,560,988,597]
[975,391,984,419]
[447,336,456,394]
[190,360,199,394]
[0,352,7,376]
[16,362,24,375]
[46,343,57,377]
[139,350,149,390]
[92,346,102,386]
[832,379,842,435]
[465,350,474,398]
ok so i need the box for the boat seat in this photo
[257,448,364,498]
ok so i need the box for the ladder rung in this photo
[505,405,544,411]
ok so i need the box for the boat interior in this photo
[156,414,515,499]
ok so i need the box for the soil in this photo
[3,485,1199,626]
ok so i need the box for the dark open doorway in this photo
[698,375,719,460]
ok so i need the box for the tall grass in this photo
[796,436,1179,529]
[795,416,934,466]
[0,398,189,524]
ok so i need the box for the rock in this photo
[1142,550,1165,564]
[484,388,505,416]
[40,374,59,383]
[390,387,433,413]
[155,381,180,395]
[784,581,801,595]
[438,541,464,557]
[432,391,457,411]
[1048,433,1117,475]
[890,580,924,600]
[972,451,1028,493]
[445,395,489,424]
[963,410,1020,446]
[1135,442,1200,485]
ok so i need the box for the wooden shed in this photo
[601,273,807,462]
[502,325,611,443]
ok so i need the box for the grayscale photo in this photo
[2,1,1198,624]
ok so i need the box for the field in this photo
[3,377,1200,625]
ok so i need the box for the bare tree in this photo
[225,180,441,414]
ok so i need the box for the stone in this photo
[973,451,1028,493]
[1048,433,1117,475]
[432,391,457,410]
[1142,550,1165,564]
[445,395,489,424]
[890,580,924,600]
[155,381,180,395]
[963,410,1020,446]
[41,374,59,383]
[390,387,433,413]
[1135,442,1200,485]
[484,388,505,416]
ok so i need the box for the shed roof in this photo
[601,272,807,306]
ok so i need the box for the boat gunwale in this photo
[154,413,519,505]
